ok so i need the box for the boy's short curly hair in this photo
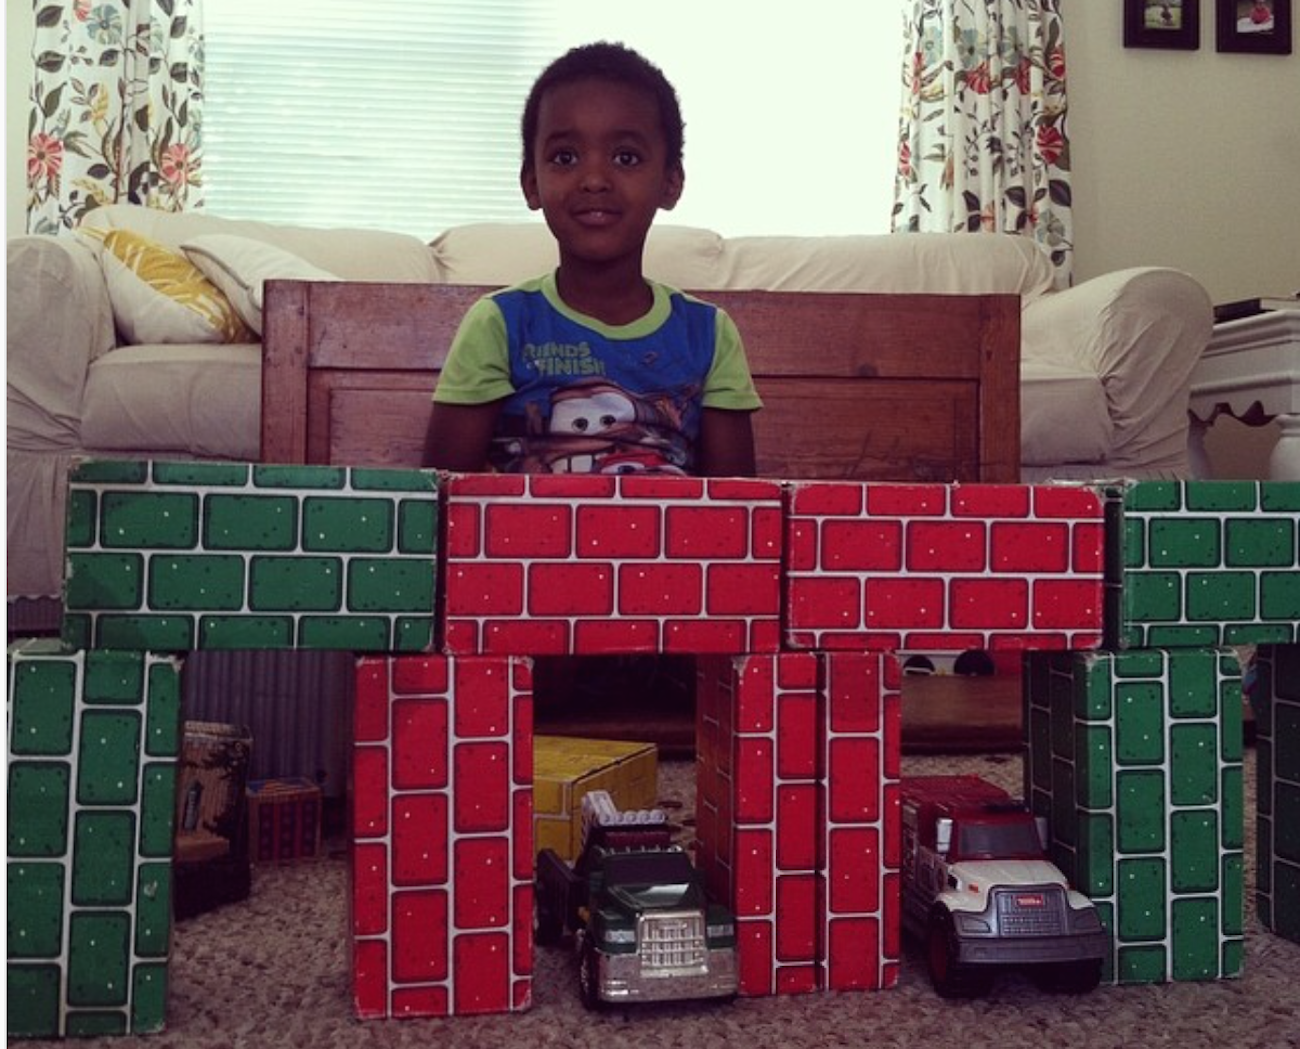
[521,41,685,173]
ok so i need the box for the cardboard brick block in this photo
[1111,481,1300,649]
[62,460,439,653]
[532,735,658,861]
[7,641,181,1038]
[351,653,533,1019]
[785,482,1105,653]
[247,777,322,864]
[1024,648,1245,983]
[695,651,900,997]
[442,473,783,656]
[1250,643,1300,944]
[819,651,901,992]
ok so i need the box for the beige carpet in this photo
[19,750,1300,1049]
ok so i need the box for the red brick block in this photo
[351,654,533,1019]
[786,481,1105,651]
[819,652,901,993]
[442,473,782,656]
[694,651,899,998]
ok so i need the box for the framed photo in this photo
[1125,0,1201,49]
[1217,0,1293,53]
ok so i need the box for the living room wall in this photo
[7,4,1297,466]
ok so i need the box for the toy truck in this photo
[900,775,1108,997]
[534,790,738,1009]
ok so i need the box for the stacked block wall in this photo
[7,643,182,1038]
[1024,648,1245,984]
[1251,644,1300,943]
[63,461,439,653]
[694,652,900,996]
[442,474,783,656]
[351,654,534,1018]
[1112,481,1300,649]
[785,482,1105,652]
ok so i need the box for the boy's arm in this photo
[424,400,505,471]
[698,407,757,478]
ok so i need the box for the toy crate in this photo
[533,735,658,861]
[173,721,253,919]
[247,777,323,863]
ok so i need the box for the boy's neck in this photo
[554,257,654,326]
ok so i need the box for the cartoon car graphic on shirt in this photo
[506,378,693,474]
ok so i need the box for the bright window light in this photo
[201,1,903,238]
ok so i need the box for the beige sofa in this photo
[6,203,1213,615]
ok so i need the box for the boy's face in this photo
[522,78,683,268]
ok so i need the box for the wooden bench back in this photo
[261,281,1019,482]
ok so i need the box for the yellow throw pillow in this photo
[86,227,257,345]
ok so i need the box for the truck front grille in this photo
[994,888,1066,936]
[638,910,707,972]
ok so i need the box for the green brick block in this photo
[8,965,62,1038]
[64,460,440,652]
[347,559,435,613]
[7,765,71,857]
[7,642,181,1037]
[100,492,199,549]
[9,659,77,755]
[303,496,394,552]
[198,616,296,648]
[1112,481,1300,648]
[149,554,247,610]
[204,494,298,550]
[67,911,131,1007]
[249,555,345,611]
[7,864,65,957]
[1025,647,1244,983]
[66,553,145,611]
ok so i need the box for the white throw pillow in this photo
[182,234,340,334]
[83,228,256,345]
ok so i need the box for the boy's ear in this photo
[660,164,685,212]
[521,165,542,211]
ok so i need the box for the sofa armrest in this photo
[1021,266,1212,472]
[6,234,116,451]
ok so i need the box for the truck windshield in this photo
[602,850,697,888]
[952,819,1044,860]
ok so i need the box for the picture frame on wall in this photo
[1217,0,1294,53]
[1124,0,1200,49]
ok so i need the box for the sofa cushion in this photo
[84,229,256,345]
[429,222,726,289]
[182,235,341,334]
[710,232,1058,298]
[81,344,261,459]
[79,204,439,282]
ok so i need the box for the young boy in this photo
[424,41,761,478]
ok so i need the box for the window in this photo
[201,2,903,238]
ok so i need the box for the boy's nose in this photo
[578,162,612,191]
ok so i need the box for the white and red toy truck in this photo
[900,775,1108,997]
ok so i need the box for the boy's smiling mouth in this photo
[573,208,621,226]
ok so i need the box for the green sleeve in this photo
[432,296,515,404]
[703,308,763,411]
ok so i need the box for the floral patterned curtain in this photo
[26,0,205,234]
[893,0,1073,286]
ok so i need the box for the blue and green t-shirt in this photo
[433,273,761,475]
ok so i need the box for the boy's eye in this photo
[613,150,642,167]
[549,149,578,166]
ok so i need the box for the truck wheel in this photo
[578,940,604,1011]
[926,913,993,999]
[1031,959,1103,994]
